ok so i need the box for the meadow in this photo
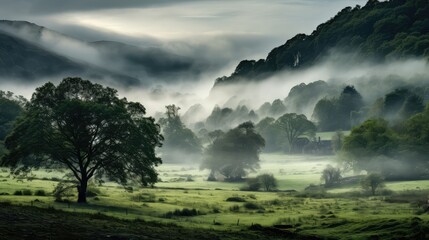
[0,153,428,239]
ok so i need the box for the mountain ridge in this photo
[214,0,429,87]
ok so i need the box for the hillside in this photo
[0,31,84,80]
[0,26,139,85]
[214,0,429,86]
[0,21,193,86]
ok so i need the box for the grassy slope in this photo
[1,153,429,239]
[0,203,305,240]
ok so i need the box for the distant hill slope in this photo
[89,41,194,80]
[215,0,429,86]
[0,21,140,85]
[0,31,83,80]
[0,20,194,86]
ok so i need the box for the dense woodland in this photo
[215,0,429,86]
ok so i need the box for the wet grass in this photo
[1,153,429,239]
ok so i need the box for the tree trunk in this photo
[77,179,88,203]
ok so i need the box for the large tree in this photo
[201,122,265,181]
[275,113,316,153]
[1,78,163,203]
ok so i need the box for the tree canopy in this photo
[276,113,316,153]
[1,78,163,203]
[312,86,363,131]
[0,91,25,158]
[341,104,429,179]
[0,91,25,141]
[201,122,265,181]
[361,173,385,196]
[158,104,202,163]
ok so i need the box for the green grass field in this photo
[1,153,428,239]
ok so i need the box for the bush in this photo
[244,202,264,210]
[267,199,282,205]
[34,190,46,196]
[361,173,385,196]
[131,193,156,202]
[241,174,278,191]
[321,165,342,187]
[226,197,246,202]
[165,208,200,218]
[22,189,32,195]
[13,190,23,196]
[241,177,261,191]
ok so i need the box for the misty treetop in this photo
[284,80,339,115]
[369,88,425,123]
[1,77,163,203]
[201,122,265,181]
[312,86,364,131]
[205,105,259,131]
[158,104,202,163]
[255,113,316,153]
[341,104,429,180]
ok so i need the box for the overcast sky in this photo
[1,0,366,62]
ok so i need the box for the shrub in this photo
[321,165,342,187]
[34,190,46,196]
[131,193,156,202]
[244,202,263,210]
[22,189,32,195]
[241,177,261,191]
[13,190,23,196]
[165,208,200,218]
[226,197,246,202]
[361,173,385,196]
[267,199,282,206]
[257,174,278,191]
[241,174,278,191]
